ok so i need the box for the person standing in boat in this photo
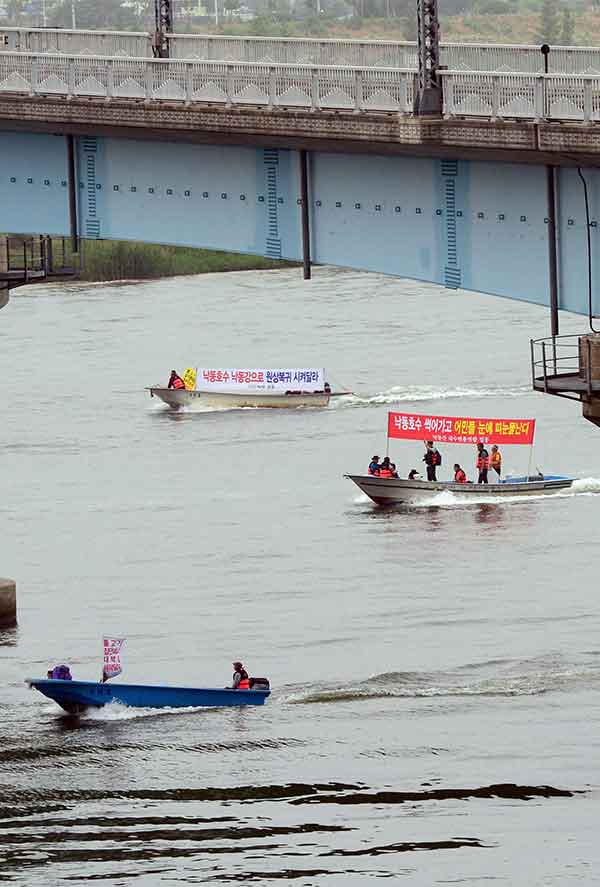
[168,370,186,390]
[423,441,442,481]
[368,456,381,476]
[476,442,490,484]
[454,463,468,483]
[490,445,502,479]
[231,662,250,690]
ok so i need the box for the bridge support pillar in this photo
[546,166,559,336]
[0,578,17,628]
[299,150,312,281]
[0,237,8,309]
[67,135,79,254]
[580,334,600,427]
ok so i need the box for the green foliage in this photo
[477,0,513,14]
[560,6,575,45]
[535,0,561,44]
[49,0,139,30]
[78,240,294,282]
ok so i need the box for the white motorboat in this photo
[346,473,574,505]
[148,366,351,410]
[347,409,575,505]
[148,387,334,410]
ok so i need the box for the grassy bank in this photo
[78,240,295,282]
[196,12,600,47]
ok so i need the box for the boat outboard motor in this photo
[249,677,270,691]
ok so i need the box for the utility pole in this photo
[153,0,174,59]
[415,0,442,115]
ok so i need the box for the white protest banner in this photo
[103,637,125,679]
[196,368,325,393]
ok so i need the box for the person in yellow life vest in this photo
[231,661,250,690]
[168,370,186,390]
[490,445,502,479]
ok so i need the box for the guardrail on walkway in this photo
[2,52,600,121]
[0,52,418,113]
[4,27,600,74]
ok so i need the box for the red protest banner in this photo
[387,412,535,446]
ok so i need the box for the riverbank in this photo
[190,11,600,47]
[79,240,296,282]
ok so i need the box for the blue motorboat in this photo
[27,678,270,714]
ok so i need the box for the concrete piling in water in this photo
[0,236,9,309]
[579,334,600,427]
[0,578,17,627]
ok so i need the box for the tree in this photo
[535,0,561,45]
[49,0,139,30]
[560,7,575,45]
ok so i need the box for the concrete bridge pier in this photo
[580,334,600,427]
[0,238,8,309]
[0,579,17,628]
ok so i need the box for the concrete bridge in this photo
[1,25,600,421]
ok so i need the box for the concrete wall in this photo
[1,130,599,317]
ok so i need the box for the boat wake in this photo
[332,384,530,409]
[80,702,215,721]
[285,657,600,705]
[370,477,600,510]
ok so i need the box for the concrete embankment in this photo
[0,578,17,627]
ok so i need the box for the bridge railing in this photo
[0,26,151,57]
[440,71,600,121]
[2,51,600,121]
[0,52,417,113]
[4,27,600,73]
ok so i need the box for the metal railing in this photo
[442,71,600,121]
[530,334,593,398]
[0,52,417,113]
[1,235,46,281]
[0,26,151,57]
[3,51,600,121]
[4,27,600,73]
[0,235,79,284]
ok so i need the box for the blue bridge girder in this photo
[1,34,600,319]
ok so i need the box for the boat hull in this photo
[28,679,270,714]
[148,387,331,410]
[345,474,575,505]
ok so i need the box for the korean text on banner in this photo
[103,637,125,679]
[387,412,535,446]
[197,368,325,393]
[182,367,197,391]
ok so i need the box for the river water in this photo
[1,267,599,886]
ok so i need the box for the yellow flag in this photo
[182,367,197,391]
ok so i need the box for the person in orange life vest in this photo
[231,661,250,690]
[368,456,381,476]
[168,370,186,390]
[476,442,490,484]
[454,463,468,483]
[390,463,399,478]
[490,445,502,478]
[379,457,394,478]
[423,441,442,481]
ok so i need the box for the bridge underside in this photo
[1,127,600,317]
